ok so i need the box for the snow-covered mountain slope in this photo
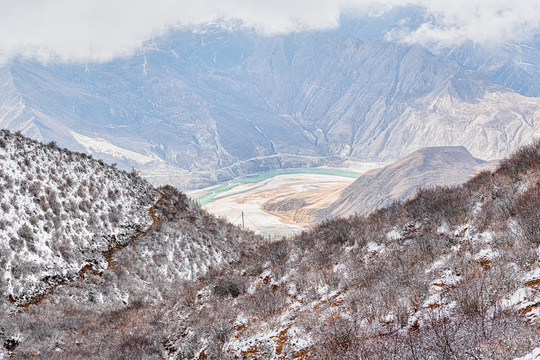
[0,129,159,305]
[0,131,262,358]
[0,130,259,308]
[161,140,540,359]
[3,139,540,359]
[2,29,540,189]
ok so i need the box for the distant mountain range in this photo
[1,22,540,189]
[5,8,540,359]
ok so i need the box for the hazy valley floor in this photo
[188,164,382,237]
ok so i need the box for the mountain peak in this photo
[329,146,486,218]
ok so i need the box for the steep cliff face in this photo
[1,30,540,189]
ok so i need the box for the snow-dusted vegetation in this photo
[0,131,261,358]
[3,133,540,359]
[0,129,159,304]
[164,140,540,359]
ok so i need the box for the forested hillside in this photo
[0,130,260,358]
[162,141,540,358]
[2,132,540,359]
[0,129,159,306]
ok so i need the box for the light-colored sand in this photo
[203,173,352,237]
[188,168,382,237]
[261,182,350,226]
[319,161,386,174]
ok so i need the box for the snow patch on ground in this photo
[386,229,401,241]
[70,130,156,165]
[514,347,540,360]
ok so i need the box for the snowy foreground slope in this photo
[0,131,259,358]
[2,133,540,359]
[166,142,540,359]
[0,129,159,304]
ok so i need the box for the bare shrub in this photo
[248,285,286,320]
[209,322,233,358]
[245,262,263,277]
[313,314,360,360]
[498,139,540,177]
[466,169,493,192]
[316,218,354,245]
[265,239,289,265]
[17,224,34,242]
[108,208,121,224]
[46,140,58,149]
[411,227,454,262]
[293,231,315,252]
[114,334,163,359]
[213,277,244,298]
[404,185,471,225]
[514,185,540,244]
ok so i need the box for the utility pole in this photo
[242,211,245,231]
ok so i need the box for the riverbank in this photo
[193,168,363,206]
[187,164,384,237]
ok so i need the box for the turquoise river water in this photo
[196,168,362,206]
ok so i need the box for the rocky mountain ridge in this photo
[1,29,540,188]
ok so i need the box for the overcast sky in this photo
[0,0,539,64]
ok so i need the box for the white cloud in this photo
[0,0,539,64]
[392,0,540,47]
